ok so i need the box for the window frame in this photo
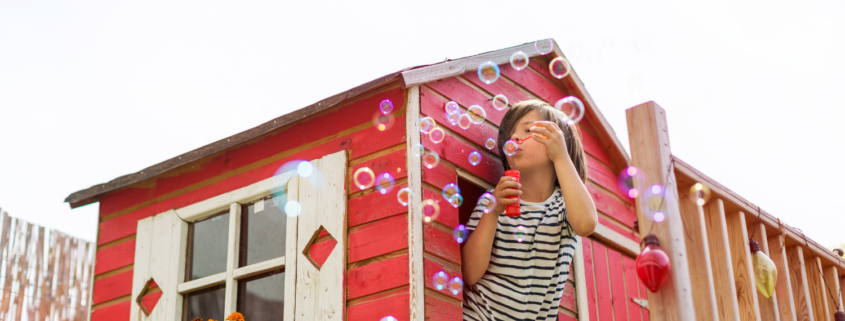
[172,169,297,319]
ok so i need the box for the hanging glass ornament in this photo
[636,234,671,292]
[834,310,845,321]
[749,240,777,298]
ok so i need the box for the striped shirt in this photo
[463,187,579,321]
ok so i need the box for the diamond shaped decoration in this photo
[302,225,338,270]
[135,278,163,315]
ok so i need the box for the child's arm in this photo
[531,121,598,237]
[461,177,520,286]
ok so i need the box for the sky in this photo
[1,0,843,247]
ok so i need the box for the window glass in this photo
[239,195,287,267]
[183,284,225,321]
[236,269,285,321]
[187,211,229,280]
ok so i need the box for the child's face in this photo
[506,110,554,172]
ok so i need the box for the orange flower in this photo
[225,312,245,321]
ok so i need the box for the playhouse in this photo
[67,39,845,321]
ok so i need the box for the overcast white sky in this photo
[1,0,843,247]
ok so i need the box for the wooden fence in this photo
[0,209,94,321]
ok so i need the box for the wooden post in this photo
[747,218,779,321]
[677,186,719,320]
[767,234,797,320]
[787,245,815,320]
[704,199,741,321]
[823,266,842,318]
[725,211,761,321]
[626,101,696,320]
[807,256,831,321]
[404,85,426,321]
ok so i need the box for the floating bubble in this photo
[653,212,665,222]
[432,270,448,291]
[445,101,460,115]
[284,200,301,217]
[353,167,376,190]
[380,317,398,321]
[467,105,486,124]
[442,183,461,201]
[535,39,553,55]
[651,184,663,195]
[419,117,436,134]
[549,57,572,79]
[422,199,441,223]
[633,34,652,51]
[429,127,445,144]
[458,113,472,129]
[554,96,585,125]
[478,193,497,213]
[297,161,313,178]
[448,194,463,208]
[375,172,395,195]
[514,225,526,243]
[492,94,508,111]
[647,194,666,212]
[422,150,440,169]
[468,150,482,166]
[503,139,519,157]
[397,187,412,206]
[372,111,395,132]
[618,166,645,199]
[412,143,424,157]
[379,99,393,115]
[510,51,529,70]
[690,183,711,206]
[602,35,615,48]
[453,224,468,243]
[485,138,496,150]
[477,61,500,84]
[448,276,464,296]
[447,111,461,126]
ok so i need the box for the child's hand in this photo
[529,121,568,163]
[491,176,521,215]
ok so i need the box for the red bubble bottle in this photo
[504,170,521,217]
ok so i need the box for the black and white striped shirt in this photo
[463,187,578,321]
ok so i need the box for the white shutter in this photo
[291,151,348,320]
[130,210,188,321]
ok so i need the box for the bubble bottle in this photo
[504,170,521,217]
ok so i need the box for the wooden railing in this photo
[627,102,845,321]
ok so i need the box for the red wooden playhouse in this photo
[67,39,845,321]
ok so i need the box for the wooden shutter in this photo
[130,210,188,321]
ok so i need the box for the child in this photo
[461,99,598,321]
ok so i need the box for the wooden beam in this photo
[677,186,719,321]
[725,211,762,321]
[405,86,426,321]
[574,240,591,321]
[591,223,640,258]
[767,234,797,321]
[704,199,741,321]
[625,101,695,320]
[807,257,831,321]
[401,43,538,88]
[747,215,780,321]
[787,245,815,320]
[823,265,843,318]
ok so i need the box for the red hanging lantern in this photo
[835,310,845,321]
[636,234,671,292]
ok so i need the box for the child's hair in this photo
[497,99,588,183]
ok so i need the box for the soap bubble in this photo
[448,276,464,296]
[422,199,440,223]
[633,34,652,51]
[647,194,666,212]
[458,113,472,129]
[297,161,313,178]
[284,200,301,217]
[429,127,445,144]
[503,139,519,156]
[447,111,461,126]
[448,194,463,208]
[375,172,395,195]
[492,94,508,111]
[380,317,398,321]
[549,57,571,79]
[372,111,395,132]
[651,184,663,195]
[485,138,496,150]
[412,143,424,157]
[468,150,482,166]
[535,39,553,55]
[477,61,500,84]
[478,193,497,213]
[397,187,412,206]
[445,101,460,115]
[618,166,645,198]
[379,99,394,115]
[419,117,436,134]
[690,183,711,206]
[653,212,665,222]
[432,270,448,290]
[467,105,486,124]
[353,167,376,190]
[514,225,526,243]
[442,183,461,201]
[453,224,467,243]
[510,51,529,70]
[422,150,440,169]
[554,96,585,125]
